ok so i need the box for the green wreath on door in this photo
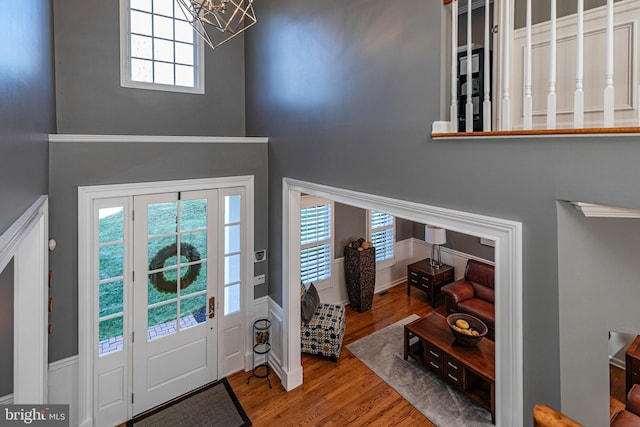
[149,242,202,293]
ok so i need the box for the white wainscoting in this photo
[511,0,640,129]
[267,298,284,384]
[48,356,79,427]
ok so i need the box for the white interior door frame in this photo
[281,178,523,427]
[77,177,254,427]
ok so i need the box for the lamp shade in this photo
[425,226,447,245]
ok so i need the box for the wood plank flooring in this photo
[227,283,444,426]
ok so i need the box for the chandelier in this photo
[177,0,257,49]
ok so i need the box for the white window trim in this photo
[119,0,205,94]
[300,196,334,290]
[366,210,395,271]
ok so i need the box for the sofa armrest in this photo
[627,384,640,416]
[441,280,475,305]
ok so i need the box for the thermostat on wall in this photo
[254,249,267,263]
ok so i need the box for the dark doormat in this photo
[127,378,251,427]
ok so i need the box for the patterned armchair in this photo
[300,283,346,361]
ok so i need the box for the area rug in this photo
[127,378,251,427]
[346,315,493,427]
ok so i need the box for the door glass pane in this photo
[148,302,177,340]
[149,267,178,300]
[224,225,240,254]
[180,199,207,231]
[181,232,206,261]
[182,262,206,296]
[99,207,124,243]
[225,195,241,224]
[148,236,178,267]
[99,316,124,357]
[99,243,124,280]
[148,202,177,235]
[180,294,206,329]
[99,280,124,317]
[224,254,240,285]
[224,284,240,315]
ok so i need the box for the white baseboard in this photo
[0,393,13,404]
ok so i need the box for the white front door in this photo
[132,190,218,415]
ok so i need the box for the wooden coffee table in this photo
[403,312,495,423]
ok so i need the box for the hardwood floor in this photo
[610,364,626,418]
[227,283,445,426]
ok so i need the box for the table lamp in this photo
[425,226,447,268]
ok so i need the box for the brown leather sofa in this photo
[441,259,495,341]
[611,384,640,427]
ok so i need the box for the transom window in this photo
[120,0,204,93]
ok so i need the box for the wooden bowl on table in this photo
[447,313,487,347]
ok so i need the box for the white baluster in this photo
[451,0,459,132]
[574,0,584,128]
[547,0,557,129]
[603,0,615,127]
[501,0,511,130]
[483,0,491,131]
[523,0,532,130]
[465,0,473,132]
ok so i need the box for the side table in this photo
[626,335,640,394]
[247,318,272,388]
[407,258,454,307]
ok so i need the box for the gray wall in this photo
[245,0,640,424]
[0,261,14,396]
[334,203,366,258]
[0,0,55,235]
[557,202,640,426]
[53,0,246,136]
[412,223,495,262]
[48,141,268,361]
[0,0,55,397]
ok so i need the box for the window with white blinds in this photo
[300,197,333,285]
[369,210,394,264]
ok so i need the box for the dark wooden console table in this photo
[404,312,495,423]
[407,258,454,307]
[626,335,640,394]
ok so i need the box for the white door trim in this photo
[78,177,254,427]
[281,178,523,427]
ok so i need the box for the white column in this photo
[523,0,532,130]
[451,0,459,132]
[603,0,615,127]
[483,0,491,131]
[574,0,584,128]
[465,0,473,132]
[547,0,557,129]
[500,0,511,130]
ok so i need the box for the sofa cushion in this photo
[301,282,320,323]
[458,298,495,328]
[610,409,640,427]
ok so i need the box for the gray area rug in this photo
[127,378,251,427]
[346,315,493,427]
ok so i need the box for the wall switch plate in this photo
[254,274,266,286]
[254,249,267,263]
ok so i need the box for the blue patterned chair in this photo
[299,283,346,361]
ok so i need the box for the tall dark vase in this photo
[344,245,376,312]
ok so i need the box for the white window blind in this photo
[370,211,394,263]
[300,198,332,285]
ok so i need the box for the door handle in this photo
[208,297,215,319]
